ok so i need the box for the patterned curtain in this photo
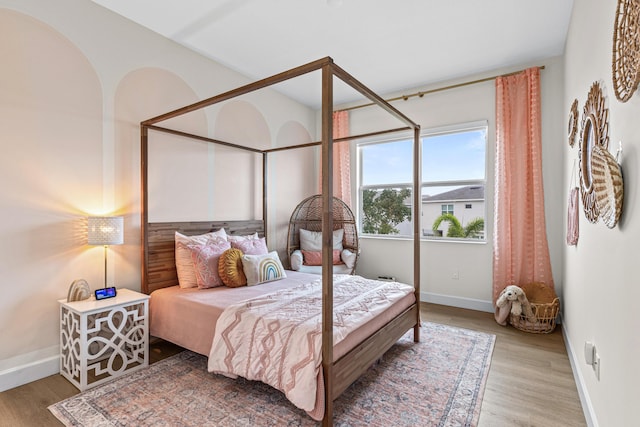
[493,67,554,302]
[319,111,351,206]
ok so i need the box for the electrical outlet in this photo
[593,352,600,381]
[452,270,459,280]
[584,341,594,365]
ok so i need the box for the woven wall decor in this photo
[568,98,578,147]
[612,0,640,102]
[591,145,624,228]
[579,82,609,223]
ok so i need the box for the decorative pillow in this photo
[341,249,357,269]
[290,250,303,271]
[218,248,247,288]
[302,249,343,266]
[231,237,268,255]
[175,230,227,288]
[188,240,231,289]
[299,228,344,252]
[241,251,287,286]
[227,232,259,243]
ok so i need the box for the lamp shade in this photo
[88,216,124,245]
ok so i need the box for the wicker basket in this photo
[509,298,560,334]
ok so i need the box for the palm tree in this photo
[432,213,484,238]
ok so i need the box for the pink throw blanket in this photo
[207,275,414,420]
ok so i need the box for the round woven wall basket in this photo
[612,0,640,102]
[509,298,559,334]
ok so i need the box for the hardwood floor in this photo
[0,303,586,427]
[422,303,586,427]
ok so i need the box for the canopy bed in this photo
[140,57,421,426]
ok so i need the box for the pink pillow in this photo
[175,230,227,288]
[188,240,231,289]
[302,249,343,266]
[231,237,268,255]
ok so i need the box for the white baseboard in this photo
[0,355,60,392]
[561,316,599,427]
[420,291,494,313]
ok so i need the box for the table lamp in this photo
[88,216,123,292]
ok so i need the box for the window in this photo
[358,121,487,241]
[359,139,413,236]
[441,204,454,215]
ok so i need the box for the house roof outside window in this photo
[422,185,485,203]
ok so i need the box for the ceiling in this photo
[92,0,574,109]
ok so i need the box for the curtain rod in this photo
[338,65,545,113]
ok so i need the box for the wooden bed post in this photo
[413,125,421,342]
[262,152,268,246]
[141,124,149,294]
[321,60,335,427]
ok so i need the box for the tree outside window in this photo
[362,188,411,235]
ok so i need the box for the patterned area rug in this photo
[49,322,495,426]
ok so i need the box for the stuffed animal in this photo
[494,285,535,326]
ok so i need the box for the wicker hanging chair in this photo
[287,195,359,274]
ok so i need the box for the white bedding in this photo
[207,274,414,420]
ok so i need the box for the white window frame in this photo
[357,134,414,238]
[421,121,487,241]
[357,120,488,242]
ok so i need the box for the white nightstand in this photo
[59,288,150,391]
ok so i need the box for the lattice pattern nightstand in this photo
[59,288,149,390]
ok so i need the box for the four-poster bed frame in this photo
[140,57,421,426]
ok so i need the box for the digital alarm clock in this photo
[95,287,117,300]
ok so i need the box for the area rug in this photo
[49,322,495,427]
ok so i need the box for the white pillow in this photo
[227,232,259,243]
[341,249,357,269]
[241,251,287,286]
[175,229,227,245]
[290,250,303,271]
[175,229,227,288]
[299,229,344,252]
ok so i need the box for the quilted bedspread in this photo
[207,274,413,419]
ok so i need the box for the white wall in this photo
[563,1,640,426]
[344,57,565,312]
[0,0,316,391]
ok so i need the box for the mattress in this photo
[149,270,415,359]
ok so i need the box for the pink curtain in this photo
[319,111,351,206]
[493,67,554,303]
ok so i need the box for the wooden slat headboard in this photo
[144,220,264,294]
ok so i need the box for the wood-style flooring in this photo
[0,303,586,427]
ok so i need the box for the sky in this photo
[361,128,487,188]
